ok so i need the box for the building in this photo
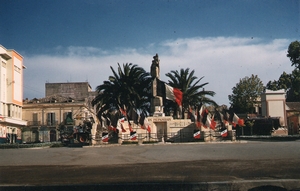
[261,89,287,127]
[0,45,27,143]
[286,102,300,135]
[22,82,96,143]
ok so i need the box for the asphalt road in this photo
[1,141,300,191]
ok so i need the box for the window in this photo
[47,112,56,126]
[33,113,38,125]
[7,105,11,117]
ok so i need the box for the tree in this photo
[266,71,291,91]
[285,69,300,102]
[165,68,216,119]
[266,40,300,102]
[266,69,300,102]
[228,74,264,113]
[287,41,300,70]
[92,63,152,119]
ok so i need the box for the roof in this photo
[286,102,300,111]
[24,95,78,104]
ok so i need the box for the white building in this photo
[0,45,27,143]
[261,89,287,127]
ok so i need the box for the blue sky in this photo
[1,0,299,106]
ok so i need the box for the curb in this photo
[1,179,299,191]
[83,140,248,148]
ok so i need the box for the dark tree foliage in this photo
[287,40,300,70]
[266,41,300,102]
[92,63,152,118]
[165,68,216,119]
[228,74,264,114]
[266,70,300,102]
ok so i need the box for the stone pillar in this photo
[229,130,236,141]
[203,131,211,142]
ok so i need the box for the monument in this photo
[150,54,164,116]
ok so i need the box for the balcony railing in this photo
[47,121,59,126]
[27,121,41,126]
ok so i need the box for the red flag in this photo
[128,122,133,132]
[165,85,183,106]
[138,114,151,133]
[205,114,216,130]
[102,133,109,142]
[232,113,244,127]
[144,117,151,133]
[119,107,127,117]
[221,129,228,137]
[188,107,196,122]
[120,117,125,123]
[196,105,202,128]
[210,115,217,130]
[129,131,137,140]
[156,78,183,106]
[193,130,201,139]
[121,123,126,133]
[108,125,117,132]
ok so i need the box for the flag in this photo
[196,105,202,128]
[108,125,117,132]
[144,117,151,133]
[128,108,139,124]
[232,113,244,127]
[205,114,216,130]
[205,115,211,128]
[193,130,201,139]
[156,78,183,106]
[128,121,133,132]
[102,132,109,142]
[210,115,217,130]
[119,107,127,117]
[201,109,209,128]
[129,131,137,140]
[221,129,228,137]
[138,113,145,127]
[188,107,196,122]
[103,114,111,128]
[222,109,230,124]
[121,123,126,133]
[119,117,125,123]
[138,113,151,133]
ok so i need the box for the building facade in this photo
[22,82,96,143]
[261,89,287,127]
[0,45,27,143]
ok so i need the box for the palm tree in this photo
[92,63,152,121]
[165,68,216,118]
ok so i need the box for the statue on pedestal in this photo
[151,53,160,79]
[150,54,163,115]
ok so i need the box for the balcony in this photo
[47,121,59,126]
[27,121,41,126]
[27,121,59,127]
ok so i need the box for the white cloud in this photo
[23,36,294,106]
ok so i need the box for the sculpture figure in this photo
[150,54,163,115]
[150,53,160,79]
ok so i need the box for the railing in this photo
[27,121,60,126]
[47,121,59,126]
[27,121,41,126]
[120,132,199,143]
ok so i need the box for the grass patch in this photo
[142,141,159,144]
[122,141,138,145]
[0,142,64,149]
